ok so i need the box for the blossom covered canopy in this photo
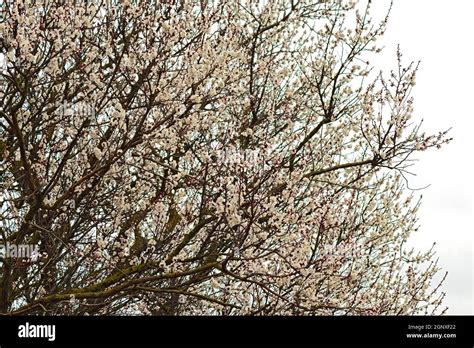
[0,0,449,315]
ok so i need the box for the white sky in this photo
[371,0,474,314]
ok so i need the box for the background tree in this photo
[0,0,450,315]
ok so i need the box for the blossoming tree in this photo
[0,0,450,315]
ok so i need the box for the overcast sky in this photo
[370,0,473,314]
